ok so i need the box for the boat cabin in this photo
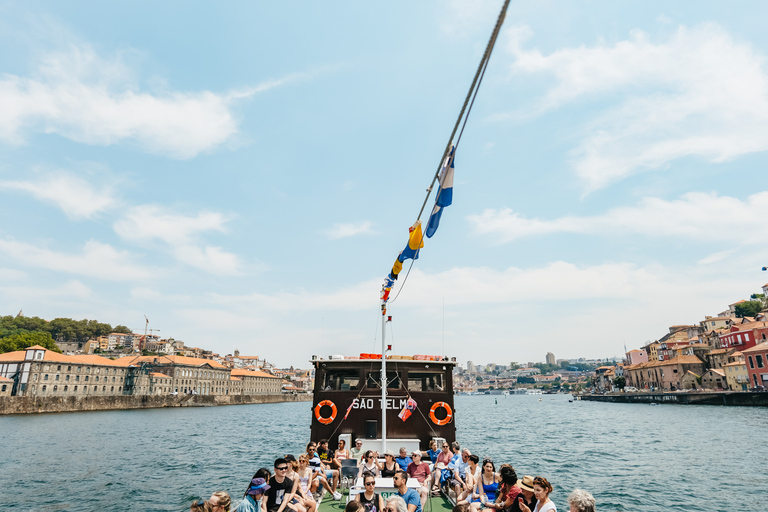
[310,355,456,451]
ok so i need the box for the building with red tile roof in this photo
[742,341,768,389]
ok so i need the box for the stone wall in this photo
[581,391,768,407]
[0,392,311,415]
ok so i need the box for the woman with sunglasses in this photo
[484,465,521,512]
[359,450,380,478]
[335,439,350,462]
[380,450,398,478]
[356,472,384,512]
[430,442,453,494]
[468,459,499,512]
[285,455,316,512]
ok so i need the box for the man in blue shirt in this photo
[395,447,413,472]
[393,470,421,512]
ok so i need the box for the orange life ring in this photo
[429,402,452,425]
[315,400,337,425]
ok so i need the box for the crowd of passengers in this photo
[191,438,597,512]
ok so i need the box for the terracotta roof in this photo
[0,348,122,366]
[230,376,242,381]
[709,348,728,355]
[0,376,12,381]
[149,372,170,378]
[112,354,228,369]
[741,341,768,354]
[730,300,747,306]
[231,369,278,379]
[723,361,746,367]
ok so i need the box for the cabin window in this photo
[407,372,445,392]
[321,369,360,391]
[366,371,401,389]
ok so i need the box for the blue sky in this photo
[2,1,768,367]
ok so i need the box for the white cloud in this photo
[0,268,27,280]
[0,44,293,158]
[0,171,117,219]
[323,221,373,240]
[0,280,94,304]
[468,191,768,244]
[114,205,230,245]
[506,23,768,190]
[0,238,154,281]
[114,205,242,275]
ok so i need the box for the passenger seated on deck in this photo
[406,450,431,510]
[264,458,301,512]
[426,440,439,466]
[305,442,338,499]
[285,454,316,512]
[359,450,380,478]
[466,458,497,511]
[395,447,413,472]
[380,450,398,477]
[335,439,350,462]
[483,466,521,512]
[518,476,555,512]
[317,439,341,497]
[210,491,232,512]
[234,478,270,512]
[393,471,422,512]
[384,496,407,512]
[430,442,453,494]
[566,489,595,512]
[515,476,537,512]
[350,439,365,464]
[356,472,384,512]
[450,449,472,500]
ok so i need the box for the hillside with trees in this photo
[0,315,132,354]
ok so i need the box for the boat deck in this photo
[316,488,453,512]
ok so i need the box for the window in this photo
[1,385,6,392]
[42,385,47,392]
[407,371,445,391]
[86,367,90,373]
[57,365,61,371]
[757,355,765,369]
[95,376,99,382]
[321,369,361,391]
[75,375,80,382]
[366,371,401,389]
[44,374,49,381]
[67,366,71,372]
[74,386,78,391]
[64,385,68,391]
[55,374,60,381]
[85,376,89,382]
[77,367,81,373]
[749,356,755,369]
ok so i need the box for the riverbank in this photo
[581,390,768,406]
[0,392,311,415]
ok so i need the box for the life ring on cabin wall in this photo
[429,402,452,425]
[315,400,337,425]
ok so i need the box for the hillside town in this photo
[0,327,313,398]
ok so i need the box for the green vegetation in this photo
[735,300,763,318]
[614,376,626,390]
[0,315,128,354]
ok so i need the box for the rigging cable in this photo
[388,0,510,305]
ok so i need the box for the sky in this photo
[2,1,768,368]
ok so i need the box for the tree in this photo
[113,325,132,334]
[0,332,61,354]
[614,376,626,390]
[734,301,763,318]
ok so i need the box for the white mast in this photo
[381,309,388,453]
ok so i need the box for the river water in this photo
[1,394,766,511]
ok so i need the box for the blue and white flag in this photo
[426,145,454,238]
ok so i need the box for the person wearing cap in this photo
[406,451,431,509]
[350,439,365,464]
[395,447,413,472]
[380,450,398,477]
[235,478,270,512]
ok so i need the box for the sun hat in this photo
[247,478,270,496]
[412,450,422,457]
[435,462,447,469]
[517,475,535,492]
[384,449,396,457]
